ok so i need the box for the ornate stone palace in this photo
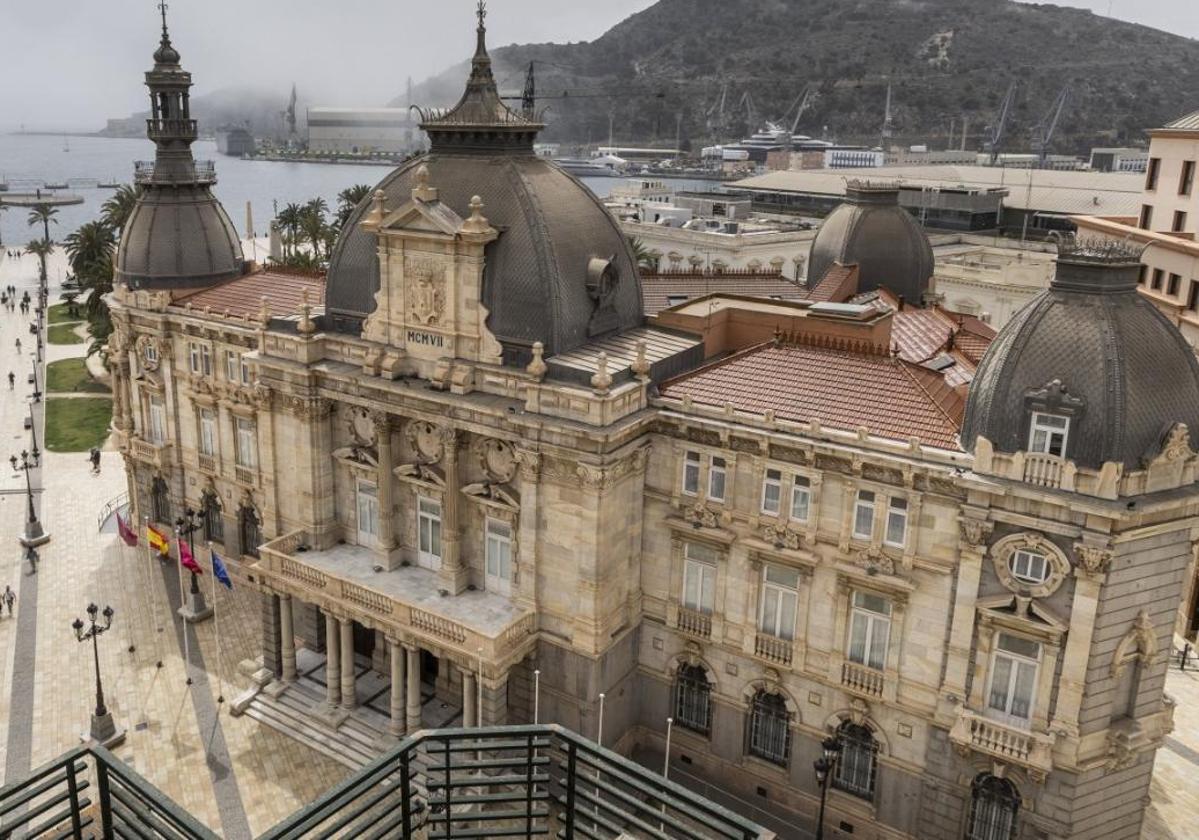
[107,8,1199,840]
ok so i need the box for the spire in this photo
[153,0,180,65]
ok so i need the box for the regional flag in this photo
[146,525,170,556]
[211,548,233,590]
[117,514,138,547]
[179,539,203,575]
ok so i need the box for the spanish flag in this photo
[147,524,170,557]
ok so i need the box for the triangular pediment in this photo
[978,594,1068,634]
[379,199,464,237]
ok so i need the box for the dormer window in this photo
[1028,412,1068,457]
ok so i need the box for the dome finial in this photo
[153,0,181,64]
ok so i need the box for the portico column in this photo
[462,667,477,728]
[324,611,341,708]
[280,593,297,682]
[388,637,406,736]
[340,618,357,709]
[374,412,397,568]
[406,645,421,730]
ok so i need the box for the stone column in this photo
[261,592,282,678]
[406,645,422,730]
[374,413,397,568]
[340,617,357,710]
[280,594,297,682]
[388,637,406,736]
[324,611,341,708]
[439,429,468,594]
[462,668,477,728]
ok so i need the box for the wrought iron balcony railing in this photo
[1,725,775,839]
[145,117,198,140]
[133,160,217,186]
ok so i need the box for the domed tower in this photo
[114,5,243,292]
[807,181,934,304]
[962,241,1199,478]
[324,2,643,364]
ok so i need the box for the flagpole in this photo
[175,527,192,686]
[209,541,225,705]
[144,515,163,669]
[120,536,136,655]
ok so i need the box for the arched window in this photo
[833,721,878,800]
[239,505,262,559]
[151,477,171,524]
[748,691,790,766]
[202,491,224,544]
[674,664,712,734]
[966,774,1020,840]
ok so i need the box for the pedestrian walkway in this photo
[1142,658,1199,839]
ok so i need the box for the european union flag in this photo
[211,548,234,590]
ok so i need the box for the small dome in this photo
[961,244,1199,470]
[807,181,933,303]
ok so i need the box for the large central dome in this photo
[324,7,643,362]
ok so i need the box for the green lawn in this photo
[44,397,112,452]
[46,358,109,394]
[48,302,85,325]
[47,323,84,345]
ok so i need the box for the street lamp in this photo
[27,403,40,466]
[813,734,843,840]
[30,360,41,404]
[174,507,210,622]
[11,450,48,547]
[73,603,123,746]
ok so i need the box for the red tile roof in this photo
[642,272,805,314]
[661,338,964,450]
[801,262,859,303]
[176,269,326,320]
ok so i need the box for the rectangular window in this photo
[356,480,379,546]
[148,394,167,444]
[986,633,1041,726]
[1169,273,1182,296]
[682,542,718,614]
[189,342,201,374]
[852,490,876,540]
[790,475,811,522]
[225,350,239,382]
[199,345,212,376]
[1188,282,1199,313]
[761,468,782,515]
[1028,412,1069,457]
[1145,157,1160,190]
[198,409,217,456]
[707,456,727,502]
[759,565,800,640]
[240,358,252,384]
[1010,549,1049,585]
[1137,265,1148,286]
[1152,268,1164,290]
[847,591,891,671]
[485,518,513,595]
[1172,211,1188,234]
[1180,159,1195,196]
[884,497,908,548]
[1139,204,1153,230]
[417,497,443,570]
[682,451,700,496]
[235,417,257,468]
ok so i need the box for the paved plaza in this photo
[0,249,1195,837]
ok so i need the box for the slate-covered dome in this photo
[323,6,643,362]
[807,181,933,304]
[961,243,1199,470]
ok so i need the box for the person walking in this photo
[89,447,101,474]
[3,585,14,616]
[7,372,14,389]
[14,338,20,353]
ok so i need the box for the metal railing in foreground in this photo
[0,745,219,839]
[1,725,775,840]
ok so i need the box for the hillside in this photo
[398,0,1199,152]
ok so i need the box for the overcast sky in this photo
[0,0,1195,131]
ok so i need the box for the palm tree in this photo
[298,206,328,264]
[336,184,372,227]
[277,203,303,259]
[24,239,53,285]
[63,221,117,358]
[27,204,59,245]
[101,185,141,234]
[626,236,656,272]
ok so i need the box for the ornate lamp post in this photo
[11,450,48,547]
[175,507,211,622]
[812,734,843,840]
[30,361,41,404]
[73,603,124,746]
[27,404,40,466]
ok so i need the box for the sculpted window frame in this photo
[989,532,1070,599]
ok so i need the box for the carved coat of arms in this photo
[407,259,446,326]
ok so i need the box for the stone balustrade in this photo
[234,464,257,486]
[197,453,217,474]
[131,438,173,469]
[841,661,885,698]
[948,707,1055,778]
[675,605,712,639]
[753,633,794,666]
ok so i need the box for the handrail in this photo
[96,490,128,532]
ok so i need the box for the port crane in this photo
[1032,85,1070,168]
[984,81,1018,165]
[778,84,816,136]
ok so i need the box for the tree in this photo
[63,221,117,358]
[101,185,141,234]
[626,236,656,272]
[299,204,329,263]
[276,203,303,259]
[27,204,59,244]
[24,239,53,286]
[336,184,372,227]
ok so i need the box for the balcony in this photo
[197,452,216,474]
[1021,452,1070,489]
[841,661,885,698]
[675,605,712,639]
[257,531,537,666]
[753,632,794,667]
[948,707,1055,778]
[234,464,257,486]
[133,159,216,186]
[145,117,198,139]
[130,437,172,469]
